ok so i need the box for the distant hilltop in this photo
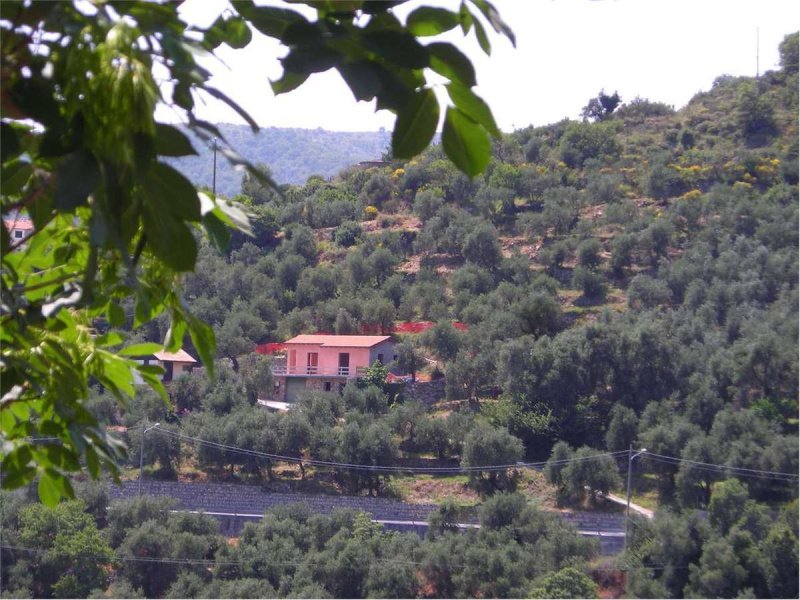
[167,125,391,197]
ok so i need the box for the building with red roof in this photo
[272,334,395,402]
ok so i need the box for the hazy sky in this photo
[159,0,799,132]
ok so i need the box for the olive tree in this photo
[461,423,524,494]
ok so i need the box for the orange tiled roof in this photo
[284,334,392,348]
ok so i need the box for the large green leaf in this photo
[106,302,125,327]
[392,88,439,159]
[142,206,198,272]
[0,157,33,196]
[363,31,429,69]
[428,42,476,87]
[1,121,20,163]
[446,82,500,137]
[442,106,490,177]
[407,7,460,36]
[281,44,341,75]
[154,123,197,157]
[468,0,516,46]
[362,1,405,14]
[337,62,381,102]
[38,470,74,507]
[271,70,310,95]
[202,210,232,252]
[118,342,164,357]
[232,2,308,39]
[142,162,201,221]
[373,64,422,111]
[472,17,491,55]
[221,15,252,49]
[1,446,32,480]
[185,311,216,377]
[37,444,81,472]
[459,2,474,34]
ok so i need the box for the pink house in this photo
[272,335,395,402]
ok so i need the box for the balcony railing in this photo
[271,365,367,378]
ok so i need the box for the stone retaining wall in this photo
[403,379,446,405]
[109,481,626,553]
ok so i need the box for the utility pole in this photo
[138,422,160,496]
[624,446,647,552]
[211,137,218,196]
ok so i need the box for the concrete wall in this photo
[368,340,396,366]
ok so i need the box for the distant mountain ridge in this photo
[167,124,391,197]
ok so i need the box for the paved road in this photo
[603,492,655,518]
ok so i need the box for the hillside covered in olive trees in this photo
[135,33,797,597]
[2,33,797,600]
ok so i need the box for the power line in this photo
[150,425,628,474]
[642,453,798,482]
[147,426,798,483]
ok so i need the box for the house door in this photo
[338,353,350,376]
[307,352,318,374]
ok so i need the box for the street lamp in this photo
[624,446,647,552]
[138,422,160,496]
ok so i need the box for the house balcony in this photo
[271,365,367,378]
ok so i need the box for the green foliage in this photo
[530,566,599,599]
[333,220,363,247]
[604,404,638,452]
[572,266,608,302]
[737,81,778,139]
[778,32,799,74]
[16,500,116,598]
[421,322,463,361]
[559,121,620,168]
[615,96,675,122]
[360,361,390,390]
[394,340,424,382]
[581,89,621,122]
[642,154,684,199]
[576,238,603,269]
[627,274,673,309]
[550,444,621,504]
[463,222,503,270]
[461,423,524,494]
